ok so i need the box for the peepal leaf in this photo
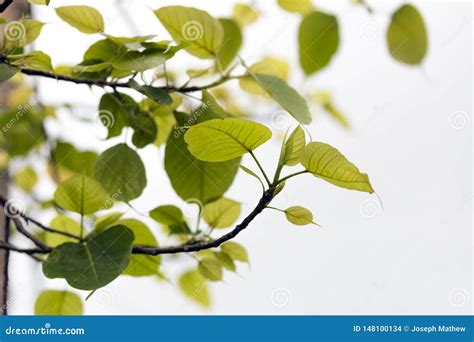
[250,73,312,125]
[155,6,223,59]
[93,144,147,202]
[300,142,374,193]
[387,4,428,65]
[298,11,339,75]
[284,206,317,226]
[43,225,134,290]
[150,205,184,225]
[203,197,241,228]
[280,126,305,166]
[198,257,223,281]
[34,290,83,315]
[54,174,110,214]
[184,118,272,162]
[56,6,104,34]
[221,241,248,263]
[178,269,210,307]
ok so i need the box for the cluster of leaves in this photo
[0,0,427,314]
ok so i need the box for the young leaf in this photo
[119,219,161,277]
[213,251,236,272]
[55,5,104,34]
[216,18,242,70]
[298,11,339,75]
[165,113,240,204]
[93,144,147,202]
[239,165,265,192]
[311,91,350,129]
[54,174,110,214]
[94,212,124,232]
[43,225,135,290]
[249,73,312,125]
[387,4,428,65]
[45,215,81,247]
[150,205,184,225]
[284,206,317,226]
[22,19,45,46]
[34,290,83,315]
[300,142,374,193]
[221,241,248,263]
[113,47,179,73]
[203,197,241,228]
[280,126,305,166]
[233,3,259,27]
[277,0,314,14]
[13,167,38,192]
[198,257,223,281]
[184,118,272,162]
[178,269,210,307]
[8,51,53,72]
[155,6,223,59]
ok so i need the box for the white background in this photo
[7,0,473,314]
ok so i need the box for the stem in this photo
[249,151,271,187]
[266,206,285,213]
[277,170,309,184]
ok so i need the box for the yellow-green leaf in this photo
[239,57,289,97]
[54,174,110,214]
[28,0,50,5]
[280,126,305,166]
[284,206,316,226]
[387,4,428,65]
[203,197,241,228]
[311,91,350,129]
[198,257,223,281]
[150,205,184,225]
[216,18,242,70]
[45,215,81,247]
[155,6,223,59]
[8,51,53,72]
[277,0,314,14]
[22,19,45,45]
[178,269,210,307]
[13,167,38,192]
[56,6,104,34]
[184,118,272,162]
[300,142,374,193]
[233,3,259,27]
[221,241,248,263]
[34,290,83,315]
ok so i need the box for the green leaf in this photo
[22,19,45,45]
[221,241,248,263]
[128,80,173,105]
[213,251,236,272]
[45,215,81,247]
[28,0,50,5]
[13,167,38,192]
[150,205,184,225]
[233,3,259,27]
[54,174,110,214]
[8,51,53,72]
[298,11,339,75]
[52,142,98,176]
[216,18,242,70]
[178,269,210,307]
[280,126,305,166]
[98,93,137,138]
[119,219,160,277]
[155,6,223,59]
[55,5,104,34]
[387,4,428,65]
[300,142,374,193]
[277,0,314,14]
[34,290,82,315]
[184,118,272,162]
[43,225,134,290]
[0,64,19,82]
[165,112,240,204]
[113,47,179,73]
[168,222,192,235]
[198,257,223,281]
[84,39,126,63]
[131,112,158,148]
[249,73,312,125]
[284,206,317,226]
[203,197,241,228]
[198,90,232,121]
[239,57,289,97]
[94,212,123,232]
[93,144,147,202]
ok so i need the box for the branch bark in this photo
[0,0,14,13]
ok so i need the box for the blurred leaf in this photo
[45,215,81,247]
[52,142,98,176]
[300,142,374,193]
[277,0,314,14]
[13,167,38,192]
[54,174,110,214]
[203,197,241,228]
[233,3,259,27]
[239,57,289,97]
[98,92,137,138]
[387,4,428,65]
[298,11,339,75]
[213,251,236,272]
[178,269,210,307]
[22,19,45,45]
[93,143,147,202]
[198,257,223,281]
[56,5,104,34]
[155,6,223,59]
[0,64,19,82]
[150,205,184,225]
[34,290,82,315]
[184,118,272,162]
[131,112,158,148]
[216,18,242,70]
[311,91,350,129]
[43,226,134,290]
[221,241,248,263]
[94,212,123,232]
[113,47,179,72]
[284,206,317,226]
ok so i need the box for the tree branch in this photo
[0,0,14,13]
